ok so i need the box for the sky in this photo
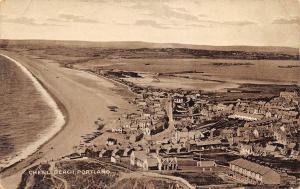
[0,0,299,47]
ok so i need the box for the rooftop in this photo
[230,158,276,175]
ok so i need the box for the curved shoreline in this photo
[0,54,66,171]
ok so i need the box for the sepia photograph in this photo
[0,0,299,188]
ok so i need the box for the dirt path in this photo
[49,162,69,189]
[116,171,195,189]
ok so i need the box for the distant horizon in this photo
[1,0,299,48]
[0,38,299,49]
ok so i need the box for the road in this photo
[115,171,195,189]
[49,162,69,189]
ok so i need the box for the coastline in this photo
[0,51,137,189]
[0,54,66,171]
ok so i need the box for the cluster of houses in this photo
[110,90,169,143]
[169,91,300,160]
[89,68,300,187]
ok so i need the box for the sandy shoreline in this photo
[0,54,66,171]
[0,51,135,189]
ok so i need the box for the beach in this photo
[0,54,65,171]
[0,51,135,189]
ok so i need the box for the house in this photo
[244,118,277,127]
[143,113,151,118]
[123,147,134,157]
[111,155,121,163]
[174,97,184,104]
[129,132,144,143]
[150,123,166,135]
[229,112,264,121]
[213,103,233,112]
[280,91,298,100]
[122,120,131,129]
[139,120,150,129]
[112,149,124,157]
[229,158,281,185]
[161,157,178,170]
[220,129,235,139]
[165,144,187,154]
[187,139,228,151]
[197,160,217,171]
[143,127,151,135]
[196,160,216,167]
[252,126,272,138]
[253,146,268,156]
[111,127,123,133]
[106,138,117,146]
[273,127,289,145]
[175,130,202,141]
[74,147,87,157]
[99,149,113,158]
[130,151,162,171]
[144,145,155,153]
[138,101,147,107]
[154,102,161,108]
[228,136,243,146]
[237,127,254,141]
[259,144,280,156]
[239,144,253,155]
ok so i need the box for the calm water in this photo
[0,56,55,161]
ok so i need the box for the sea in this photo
[0,55,64,169]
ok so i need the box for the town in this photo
[63,67,300,188]
[1,0,299,188]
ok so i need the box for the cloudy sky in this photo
[0,0,299,47]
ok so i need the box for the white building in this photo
[130,151,162,171]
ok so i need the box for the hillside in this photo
[0,39,299,60]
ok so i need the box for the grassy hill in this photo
[0,39,299,57]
